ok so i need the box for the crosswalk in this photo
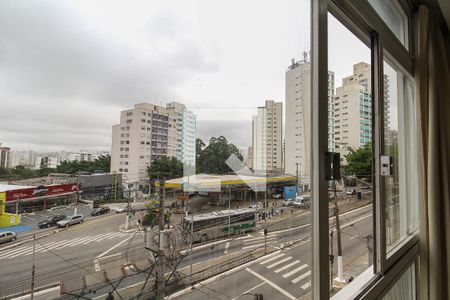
[0,232,130,261]
[241,231,277,250]
[259,252,311,290]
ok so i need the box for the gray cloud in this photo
[0,0,218,151]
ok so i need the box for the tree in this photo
[344,143,372,180]
[197,136,243,174]
[147,157,183,180]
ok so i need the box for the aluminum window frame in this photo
[311,0,419,299]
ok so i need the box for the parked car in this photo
[91,206,110,216]
[38,214,66,229]
[293,196,311,209]
[0,231,16,244]
[346,189,357,195]
[115,205,129,213]
[283,198,295,206]
[273,193,283,199]
[57,214,85,228]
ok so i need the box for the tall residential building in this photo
[284,57,335,177]
[333,62,389,158]
[166,102,196,167]
[0,144,11,168]
[252,100,283,172]
[245,146,253,169]
[111,102,196,184]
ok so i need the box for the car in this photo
[57,214,85,228]
[273,194,283,199]
[346,189,357,195]
[293,196,311,209]
[91,206,111,216]
[0,231,17,244]
[249,202,262,209]
[115,204,130,213]
[283,198,295,206]
[38,214,66,229]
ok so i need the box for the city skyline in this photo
[0,1,369,152]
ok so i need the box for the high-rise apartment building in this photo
[284,57,335,177]
[252,100,283,172]
[111,102,196,184]
[0,144,11,168]
[334,62,389,157]
[166,102,196,167]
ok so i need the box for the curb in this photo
[118,224,138,233]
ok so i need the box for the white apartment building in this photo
[166,102,196,167]
[284,57,335,177]
[111,102,196,185]
[252,100,283,172]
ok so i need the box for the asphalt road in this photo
[0,211,145,298]
[169,205,372,300]
[0,202,372,299]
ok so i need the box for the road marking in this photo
[224,242,230,254]
[292,270,311,284]
[94,259,101,272]
[242,243,267,250]
[230,282,265,300]
[56,236,92,248]
[96,235,133,258]
[267,257,292,269]
[1,247,33,259]
[246,268,296,300]
[282,264,308,278]
[82,234,105,245]
[45,239,71,250]
[274,260,300,273]
[244,236,276,242]
[260,253,285,265]
[96,232,123,242]
[243,238,275,246]
[301,280,311,289]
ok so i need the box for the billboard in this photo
[5,183,78,202]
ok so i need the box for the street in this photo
[0,202,372,299]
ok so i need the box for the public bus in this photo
[182,208,257,243]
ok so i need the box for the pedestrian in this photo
[281,208,284,215]
[291,209,293,215]
[276,209,279,216]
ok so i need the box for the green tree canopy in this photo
[196,136,243,174]
[147,156,183,180]
[344,143,372,179]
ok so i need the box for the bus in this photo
[182,208,257,243]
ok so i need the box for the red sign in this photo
[5,184,78,201]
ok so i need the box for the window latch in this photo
[380,155,393,176]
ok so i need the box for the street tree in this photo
[344,143,372,180]
[147,157,183,180]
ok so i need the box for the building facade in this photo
[284,58,335,177]
[252,100,283,172]
[0,144,11,169]
[111,102,196,185]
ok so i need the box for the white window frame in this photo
[311,0,419,299]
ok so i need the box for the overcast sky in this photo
[0,0,372,153]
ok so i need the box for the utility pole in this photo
[296,162,299,195]
[74,174,80,215]
[333,180,344,282]
[228,187,231,238]
[264,228,268,254]
[30,234,36,300]
[156,179,166,300]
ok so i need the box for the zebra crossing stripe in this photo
[260,253,285,265]
[96,232,123,242]
[292,270,311,284]
[1,246,34,259]
[274,260,301,273]
[267,257,293,269]
[82,234,106,245]
[282,264,308,278]
[56,236,92,248]
[300,280,311,289]
[244,237,275,245]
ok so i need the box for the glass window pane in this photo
[382,262,416,300]
[383,58,419,253]
[329,13,373,296]
[367,0,408,49]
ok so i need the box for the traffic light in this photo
[254,293,263,300]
